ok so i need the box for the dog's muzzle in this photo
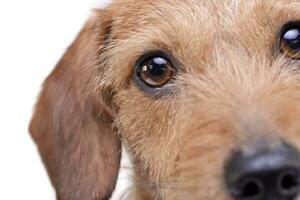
[225,142,300,200]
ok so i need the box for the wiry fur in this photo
[30,0,300,199]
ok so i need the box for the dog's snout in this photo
[225,143,300,200]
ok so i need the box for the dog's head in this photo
[30,0,300,199]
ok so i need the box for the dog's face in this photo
[30,0,300,199]
[99,0,300,199]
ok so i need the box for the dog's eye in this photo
[137,56,174,87]
[280,22,300,59]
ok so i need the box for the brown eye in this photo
[137,56,175,87]
[280,22,300,59]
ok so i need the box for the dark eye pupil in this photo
[146,57,168,76]
[283,28,300,50]
[138,56,174,87]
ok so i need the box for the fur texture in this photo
[30,0,300,199]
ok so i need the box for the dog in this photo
[29,0,300,199]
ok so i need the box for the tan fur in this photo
[29,0,300,199]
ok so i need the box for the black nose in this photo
[225,143,300,200]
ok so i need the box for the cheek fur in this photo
[115,88,180,184]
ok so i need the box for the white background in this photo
[0,0,131,199]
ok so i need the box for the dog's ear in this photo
[29,10,121,200]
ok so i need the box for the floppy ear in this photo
[29,10,121,200]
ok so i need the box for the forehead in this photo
[111,0,300,31]
[103,0,300,85]
[109,0,300,52]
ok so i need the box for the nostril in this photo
[233,178,264,200]
[239,178,264,199]
[277,171,300,196]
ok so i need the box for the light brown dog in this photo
[29,0,300,199]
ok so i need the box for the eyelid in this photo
[280,21,300,38]
[136,50,173,68]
